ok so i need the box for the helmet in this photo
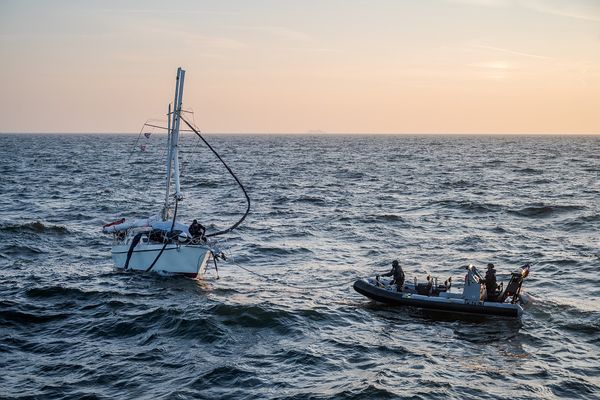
[392,260,399,267]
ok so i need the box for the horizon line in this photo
[1,131,599,136]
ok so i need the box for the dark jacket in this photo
[189,221,206,239]
[382,264,405,284]
[485,268,497,294]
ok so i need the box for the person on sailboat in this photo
[189,219,206,242]
[377,260,405,291]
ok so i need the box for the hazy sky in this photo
[1,0,599,133]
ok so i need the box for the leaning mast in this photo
[162,67,186,221]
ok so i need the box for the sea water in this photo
[0,133,598,399]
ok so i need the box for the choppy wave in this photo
[0,221,69,235]
[561,213,600,231]
[514,167,544,175]
[434,199,502,213]
[293,195,328,205]
[0,309,71,326]
[209,303,299,333]
[1,133,599,399]
[509,204,584,218]
[1,244,45,256]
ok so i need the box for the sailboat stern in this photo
[111,242,211,278]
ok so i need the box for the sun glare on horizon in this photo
[0,0,599,134]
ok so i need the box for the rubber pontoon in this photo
[354,264,531,318]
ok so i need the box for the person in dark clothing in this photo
[425,275,433,294]
[378,260,405,292]
[189,219,206,242]
[484,263,499,300]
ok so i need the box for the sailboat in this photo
[102,67,249,278]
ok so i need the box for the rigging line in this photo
[127,121,148,163]
[145,198,179,273]
[179,125,202,178]
[227,261,358,290]
[179,115,251,238]
[181,134,203,178]
[143,122,196,132]
[188,109,204,162]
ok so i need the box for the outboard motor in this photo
[500,263,531,304]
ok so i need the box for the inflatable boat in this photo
[354,264,531,318]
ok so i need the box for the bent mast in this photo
[162,67,186,220]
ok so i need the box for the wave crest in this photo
[0,221,69,235]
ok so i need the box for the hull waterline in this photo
[112,243,211,278]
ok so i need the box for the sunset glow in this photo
[1,0,599,134]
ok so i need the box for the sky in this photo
[1,0,599,134]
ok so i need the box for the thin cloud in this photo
[442,0,600,22]
[472,44,552,60]
[123,20,247,50]
[99,8,230,16]
[469,61,513,69]
[442,0,511,7]
[525,0,600,22]
[229,26,310,41]
[302,48,342,53]
[193,36,245,50]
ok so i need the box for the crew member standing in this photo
[485,263,498,300]
[378,260,405,292]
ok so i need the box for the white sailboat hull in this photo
[111,243,211,278]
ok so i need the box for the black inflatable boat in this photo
[354,264,531,318]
